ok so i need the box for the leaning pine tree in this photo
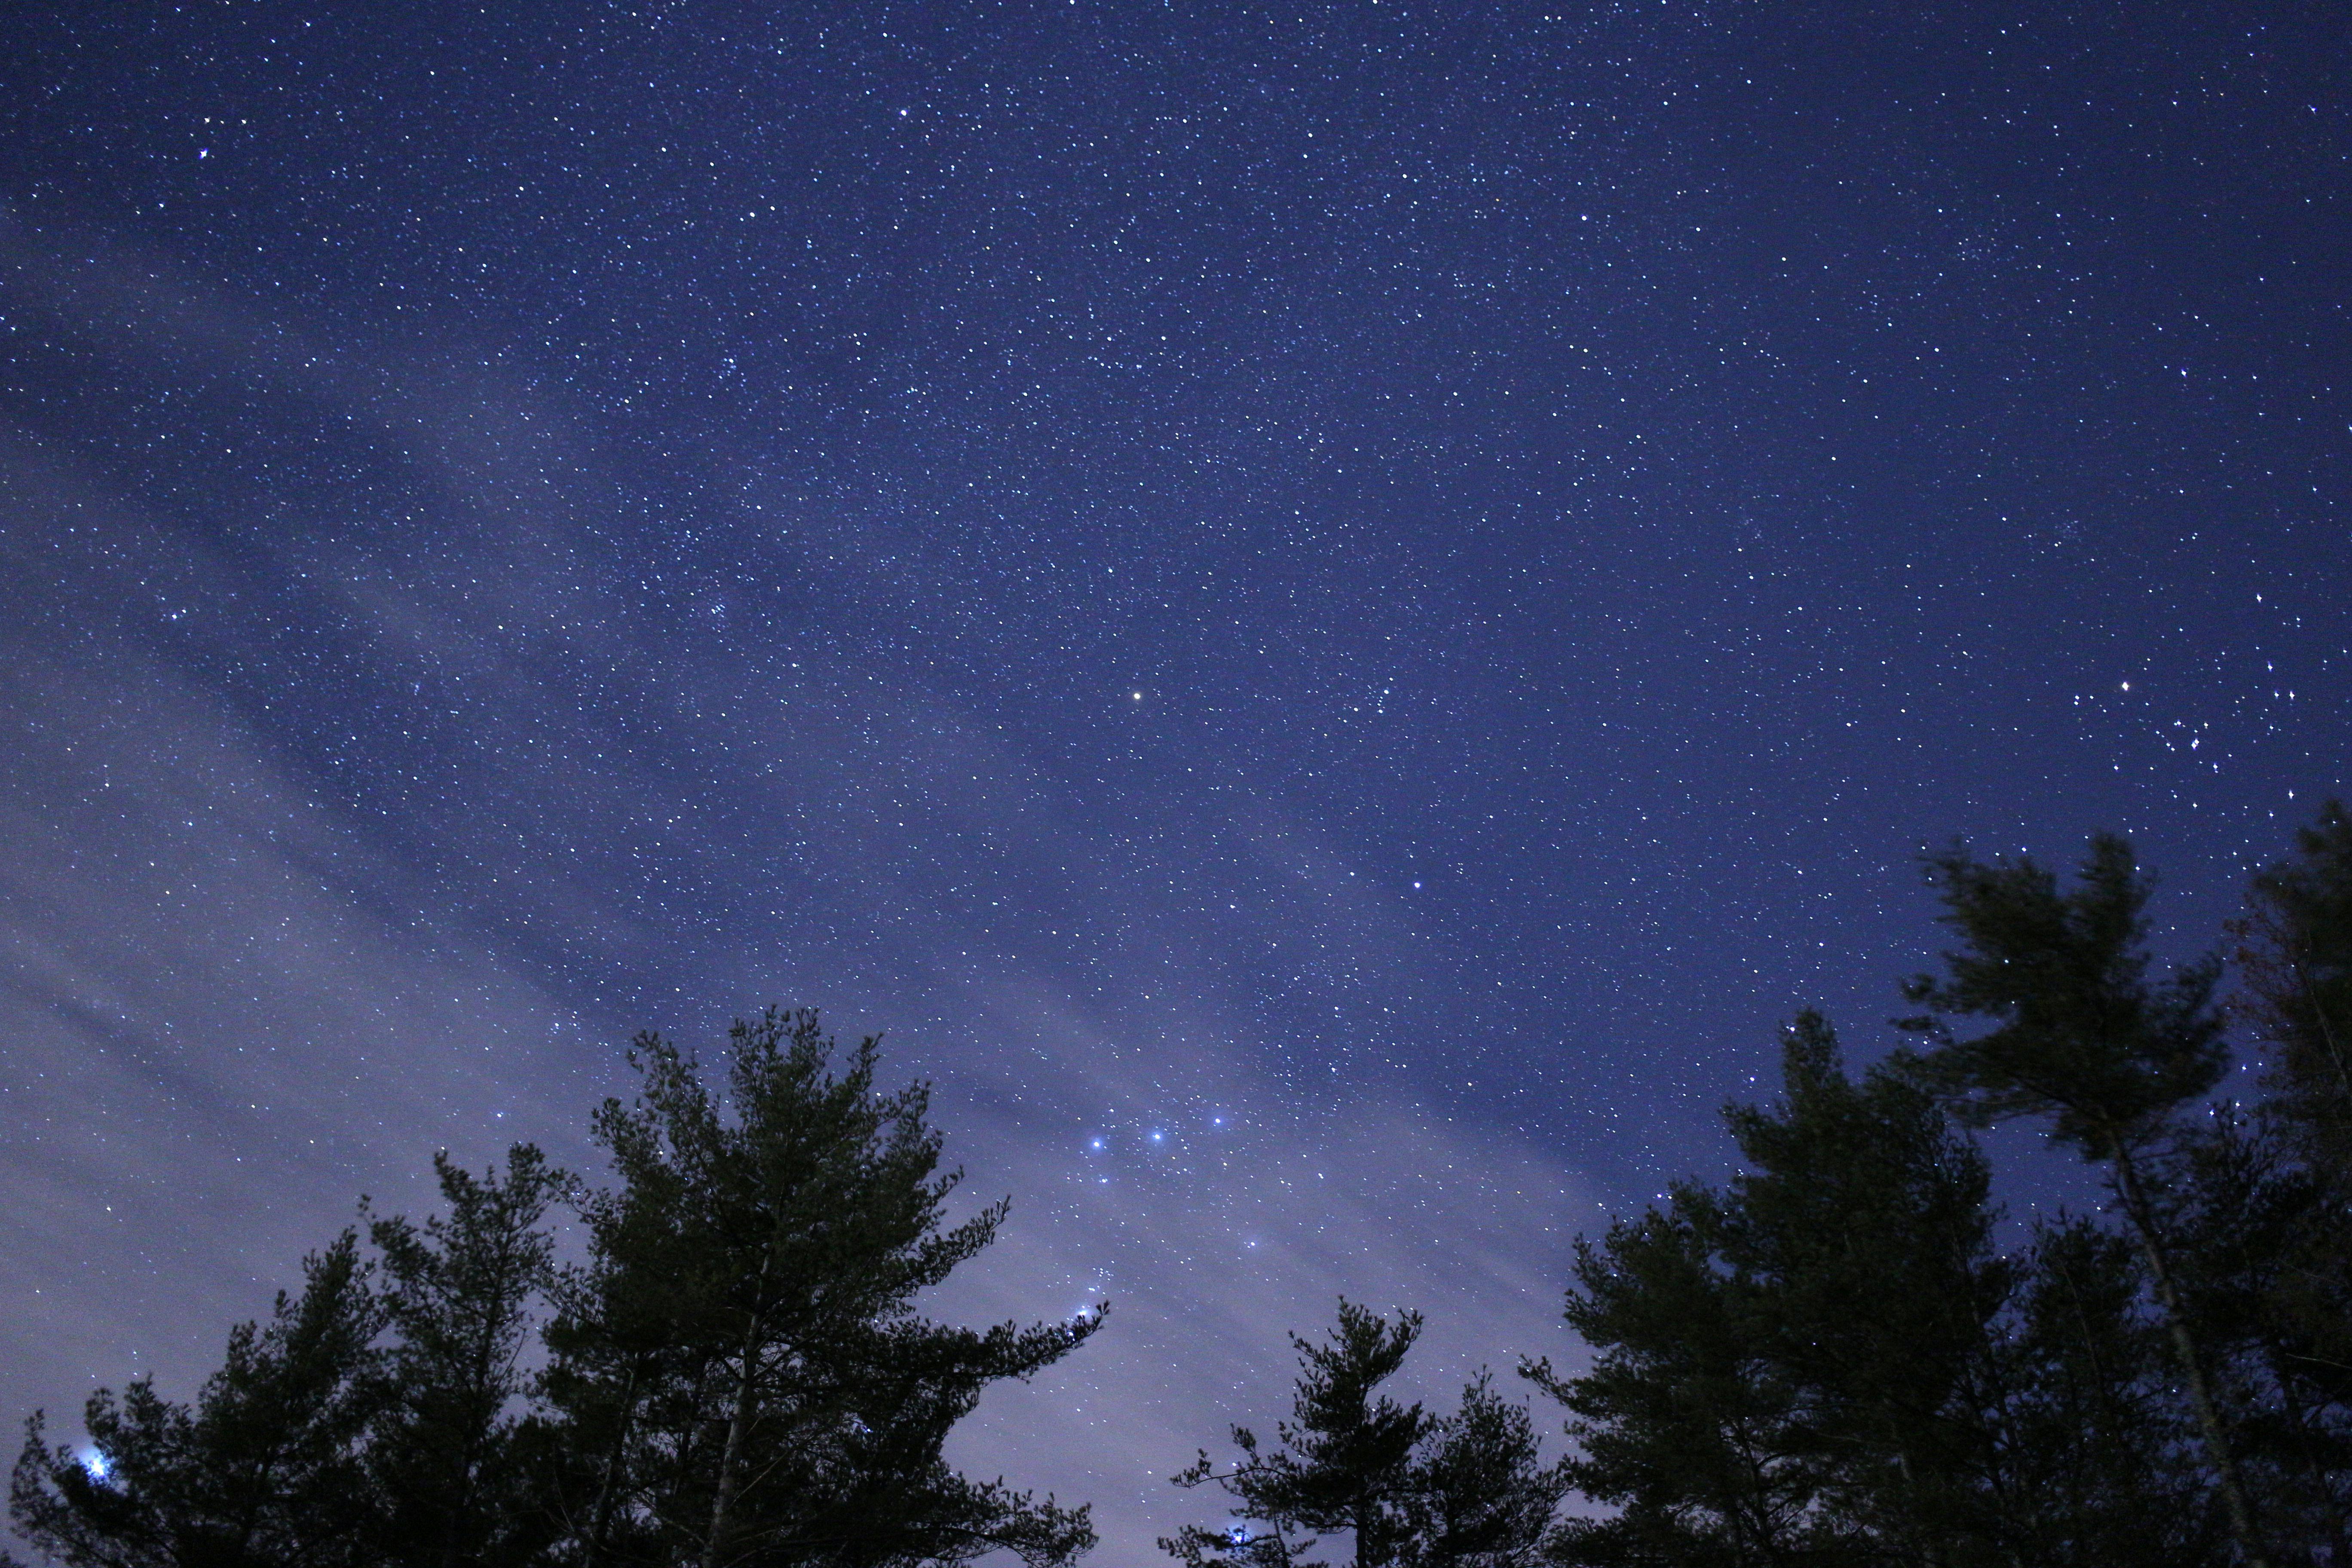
[2188,804,2352,1552]
[1895,836,2266,1567]
[539,1008,1099,1568]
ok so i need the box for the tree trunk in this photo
[442,1289,510,1568]
[699,1312,766,1568]
[581,1359,641,1568]
[2111,1148,2271,1568]
[451,1247,528,1568]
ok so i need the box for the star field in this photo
[2,3,2347,1561]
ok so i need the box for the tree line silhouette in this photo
[12,807,2352,1568]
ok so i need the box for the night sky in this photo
[2,2,2346,1560]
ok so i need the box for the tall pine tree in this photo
[364,1144,568,1568]
[1535,1013,2015,1565]
[539,1008,1097,1568]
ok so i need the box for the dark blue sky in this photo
[3,3,2346,1559]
